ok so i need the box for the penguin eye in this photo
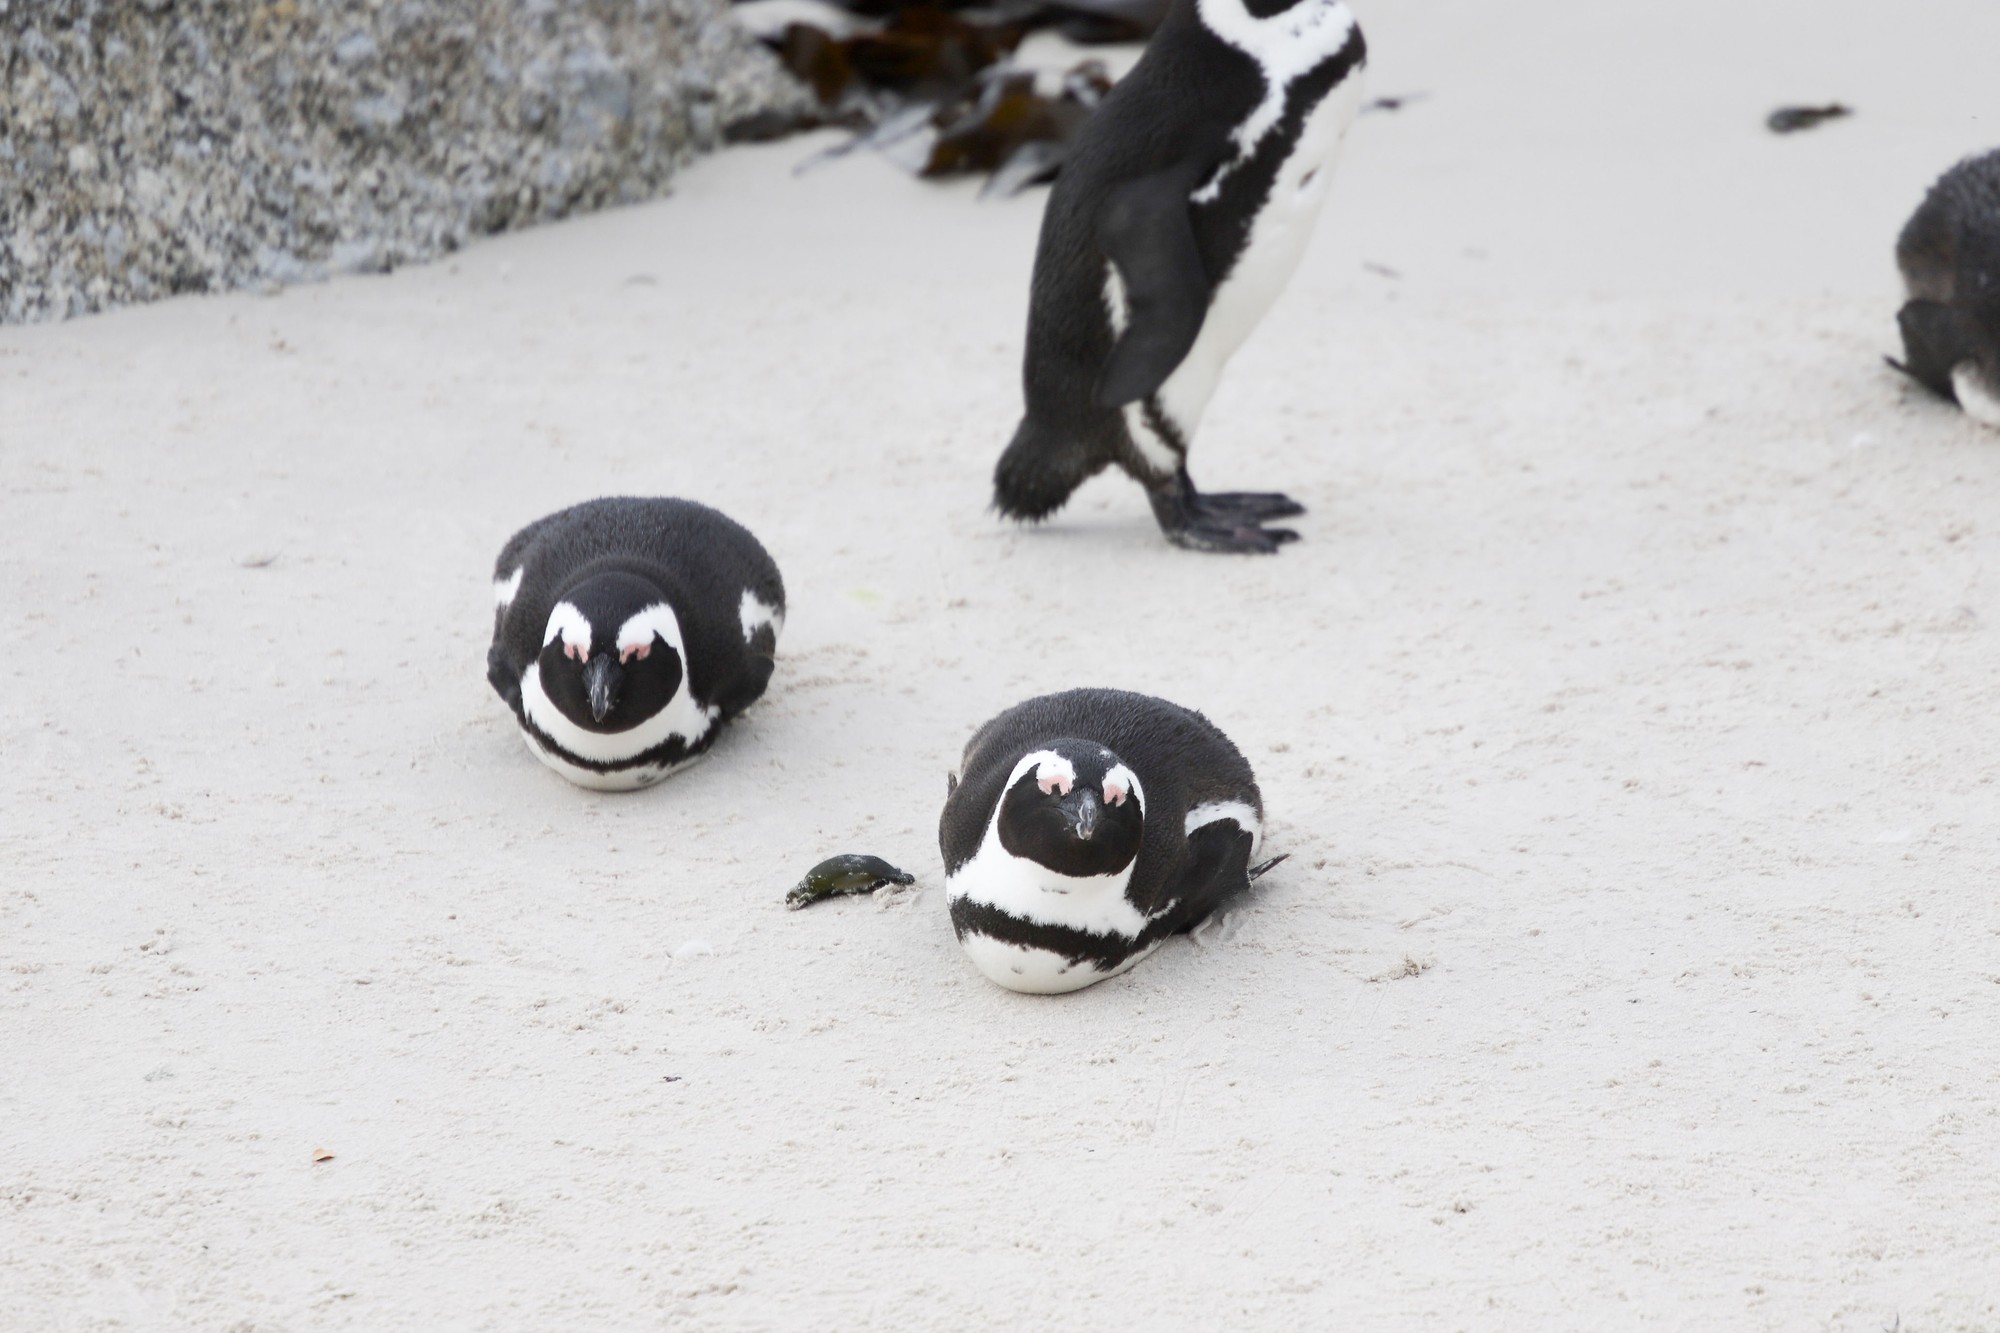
[619,641,651,665]
[563,641,588,663]
[1037,772,1072,797]
[1103,781,1127,807]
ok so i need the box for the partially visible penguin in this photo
[486,497,785,790]
[993,0,1367,553]
[1893,147,2000,428]
[941,688,1281,993]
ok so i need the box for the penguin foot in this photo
[1189,490,1307,522]
[1148,469,1303,554]
[1165,520,1300,554]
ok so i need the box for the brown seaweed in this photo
[748,0,1137,193]
[1767,104,1852,134]
[922,62,1110,194]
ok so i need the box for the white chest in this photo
[516,661,718,789]
[946,826,1153,995]
[1954,362,2000,428]
[519,730,708,791]
[1156,69,1366,437]
[957,930,1159,995]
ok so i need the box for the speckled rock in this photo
[0,0,812,323]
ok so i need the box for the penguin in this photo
[486,497,785,790]
[940,688,1278,993]
[992,0,1367,553]
[1893,147,2000,428]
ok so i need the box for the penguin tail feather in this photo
[993,416,1103,522]
[1248,853,1289,882]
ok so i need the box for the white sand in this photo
[5,1,2000,1327]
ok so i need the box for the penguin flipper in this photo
[486,643,522,712]
[1895,299,1978,402]
[1093,171,1212,408]
[1157,819,1256,931]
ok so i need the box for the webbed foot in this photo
[1165,520,1300,554]
[1190,491,1307,522]
[1148,468,1305,554]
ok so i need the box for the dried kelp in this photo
[924,61,1112,195]
[1767,104,1852,134]
[739,0,1151,193]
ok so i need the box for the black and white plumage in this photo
[1894,148,2000,428]
[994,0,1367,553]
[486,497,784,790]
[940,688,1271,993]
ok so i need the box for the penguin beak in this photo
[1068,788,1101,842]
[582,653,623,722]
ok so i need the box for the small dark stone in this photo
[1767,104,1852,134]
[786,854,916,909]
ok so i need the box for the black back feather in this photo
[487,497,785,725]
[1895,148,2000,402]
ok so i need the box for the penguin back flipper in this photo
[486,643,521,712]
[993,415,1112,521]
[1895,299,1979,401]
[1896,204,1959,305]
[1162,819,1257,934]
[1093,170,1214,408]
[713,623,779,721]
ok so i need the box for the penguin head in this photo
[996,740,1145,878]
[536,571,686,733]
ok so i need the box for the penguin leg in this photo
[1146,466,1302,554]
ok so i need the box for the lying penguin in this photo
[993,0,1368,552]
[1893,147,2000,428]
[941,688,1281,993]
[486,497,785,790]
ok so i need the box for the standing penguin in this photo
[941,688,1278,993]
[1894,148,2000,428]
[994,0,1367,553]
[486,497,785,790]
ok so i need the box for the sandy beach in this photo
[5,1,2000,1327]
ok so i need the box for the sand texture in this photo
[4,0,1999,1327]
